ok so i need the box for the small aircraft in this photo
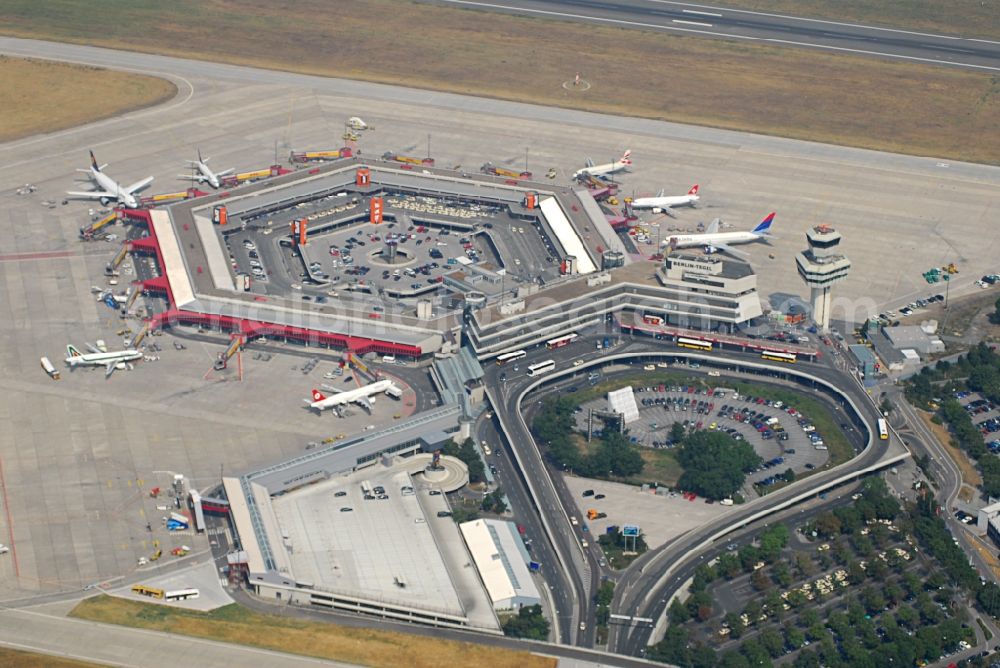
[631,185,700,215]
[178,150,233,189]
[572,150,631,180]
[305,379,400,414]
[66,151,153,208]
[65,343,142,378]
[661,212,776,258]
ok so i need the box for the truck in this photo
[480,162,531,180]
[40,356,60,380]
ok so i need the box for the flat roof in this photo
[272,469,465,616]
[460,519,540,607]
[150,209,195,308]
[539,196,597,274]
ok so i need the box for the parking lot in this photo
[575,384,831,489]
[955,390,1000,452]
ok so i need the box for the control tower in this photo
[795,224,851,331]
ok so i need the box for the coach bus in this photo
[495,350,527,365]
[546,333,578,349]
[761,351,797,363]
[676,336,713,352]
[877,418,889,441]
[163,588,200,601]
[527,360,556,377]
[131,584,164,599]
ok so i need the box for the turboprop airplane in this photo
[66,151,153,208]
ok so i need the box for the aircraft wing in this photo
[104,362,117,378]
[705,218,721,235]
[217,168,235,176]
[353,396,373,413]
[124,176,154,195]
[710,242,749,260]
[85,342,101,354]
[66,189,109,200]
[177,173,204,181]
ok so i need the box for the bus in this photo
[496,350,527,365]
[131,584,164,599]
[527,360,556,377]
[164,588,200,601]
[761,351,797,363]
[877,418,889,441]
[677,336,713,351]
[642,314,664,326]
[546,333,578,349]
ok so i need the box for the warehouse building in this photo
[460,519,541,611]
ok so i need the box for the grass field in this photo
[0,647,104,668]
[2,1,999,163]
[69,596,555,668]
[0,56,176,143]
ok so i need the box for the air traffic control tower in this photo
[795,224,851,331]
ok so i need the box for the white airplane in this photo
[572,150,632,180]
[631,184,700,215]
[660,212,776,257]
[178,150,233,189]
[65,343,142,378]
[66,151,153,208]
[306,380,400,414]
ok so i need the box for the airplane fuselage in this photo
[310,379,393,411]
[573,161,628,180]
[662,231,763,248]
[91,168,138,207]
[632,194,699,210]
[66,349,142,367]
[197,162,221,189]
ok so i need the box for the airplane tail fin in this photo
[752,212,776,235]
[198,148,204,164]
[688,184,699,196]
[621,150,632,165]
[89,151,100,172]
[67,344,82,357]
[311,389,326,402]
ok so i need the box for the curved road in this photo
[424,0,1000,72]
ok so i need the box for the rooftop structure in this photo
[795,224,851,331]
[460,519,541,611]
[882,325,945,356]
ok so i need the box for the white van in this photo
[382,355,396,364]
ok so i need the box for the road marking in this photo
[762,37,1000,72]
[682,9,721,18]
[673,19,713,27]
[968,38,1000,45]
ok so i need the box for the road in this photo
[480,328,907,655]
[424,0,1000,72]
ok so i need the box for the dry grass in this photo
[919,411,983,487]
[0,56,176,143]
[968,535,1000,581]
[70,596,554,668]
[0,647,104,668]
[2,1,999,163]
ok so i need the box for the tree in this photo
[760,628,785,658]
[502,604,549,639]
[677,430,762,500]
[668,598,690,624]
[784,625,805,650]
[751,567,772,592]
[444,438,486,483]
[724,611,745,639]
[814,512,842,537]
[670,421,686,444]
[650,626,689,665]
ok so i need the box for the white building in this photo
[460,519,541,611]
[654,252,763,333]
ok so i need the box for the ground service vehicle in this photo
[164,588,200,601]
[40,356,60,380]
[527,360,556,377]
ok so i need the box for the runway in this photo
[424,0,1000,72]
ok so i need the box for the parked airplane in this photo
[65,343,142,377]
[660,212,776,257]
[572,150,631,180]
[631,185,700,214]
[306,379,400,414]
[66,151,153,208]
[178,150,233,189]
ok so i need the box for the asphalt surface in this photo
[424,0,1000,72]
[482,330,908,655]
